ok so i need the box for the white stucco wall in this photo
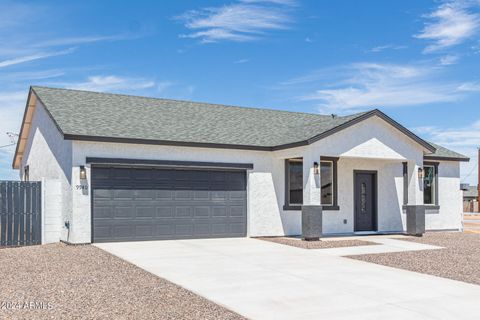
[20,100,72,242]
[41,178,62,244]
[425,161,463,231]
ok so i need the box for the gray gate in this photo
[0,181,42,246]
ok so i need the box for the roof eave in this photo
[423,155,470,162]
[12,87,34,169]
[64,134,274,151]
[306,109,436,153]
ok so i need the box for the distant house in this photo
[464,186,479,213]
[464,186,479,201]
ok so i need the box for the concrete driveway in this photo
[96,238,480,320]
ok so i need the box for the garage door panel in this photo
[230,206,245,217]
[135,189,156,200]
[136,206,155,218]
[156,224,174,236]
[156,190,173,199]
[211,191,227,200]
[157,207,174,218]
[194,224,211,235]
[135,224,154,237]
[194,190,210,200]
[194,207,210,218]
[113,190,134,200]
[175,207,193,218]
[175,224,194,236]
[174,190,192,200]
[114,206,134,218]
[212,207,227,217]
[94,206,114,219]
[92,166,246,242]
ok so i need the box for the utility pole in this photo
[478,147,480,206]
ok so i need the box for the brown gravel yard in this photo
[257,236,377,249]
[0,243,245,320]
[349,232,480,285]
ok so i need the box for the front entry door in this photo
[354,172,377,232]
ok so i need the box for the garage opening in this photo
[91,165,247,243]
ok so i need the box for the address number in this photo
[75,185,89,190]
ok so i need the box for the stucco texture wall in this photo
[426,161,463,231]
[21,101,72,243]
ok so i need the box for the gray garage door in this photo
[92,166,247,243]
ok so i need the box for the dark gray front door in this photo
[354,172,376,232]
[92,166,247,243]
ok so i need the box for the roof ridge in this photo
[31,85,342,118]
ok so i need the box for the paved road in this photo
[97,238,480,320]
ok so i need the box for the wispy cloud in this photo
[280,62,480,114]
[413,120,480,184]
[457,81,480,91]
[0,47,75,68]
[369,44,407,53]
[176,0,295,43]
[234,58,249,64]
[415,1,480,53]
[31,34,134,48]
[439,54,460,65]
[62,75,156,92]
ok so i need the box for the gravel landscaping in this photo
[0,243,245,320]
[348,232,480,285]
[256,237,377,249]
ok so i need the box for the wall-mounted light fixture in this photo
[79,165,87,180]
[313,162,319,175]
[417,167,424,179]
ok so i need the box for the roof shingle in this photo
[30,86,468,160]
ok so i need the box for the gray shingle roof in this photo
[425,142,470,161]
[31,86,368,148]
[30,86,468,160]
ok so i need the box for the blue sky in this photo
[0,0,479,184]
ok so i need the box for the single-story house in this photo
[463,186,479,213]
[464,186,479,202]
[13,86,470,244]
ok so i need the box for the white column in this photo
[303,151,321,206]
[407,160,424,205]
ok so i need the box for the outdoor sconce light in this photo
[418,167,424,179]
[313,162,319,175]
[79,166,87,180]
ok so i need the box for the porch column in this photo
[301,152,322,240]
[302,151,320,205]
[406,159,425,236]
[407,160,424,205]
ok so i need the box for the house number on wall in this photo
[75,185,89,191]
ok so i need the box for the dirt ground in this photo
[349,232,480,285]
[0,243,245,320]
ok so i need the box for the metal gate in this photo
[0,181,42,246]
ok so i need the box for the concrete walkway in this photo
[318,237,442,256]
[96,238,480,320]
